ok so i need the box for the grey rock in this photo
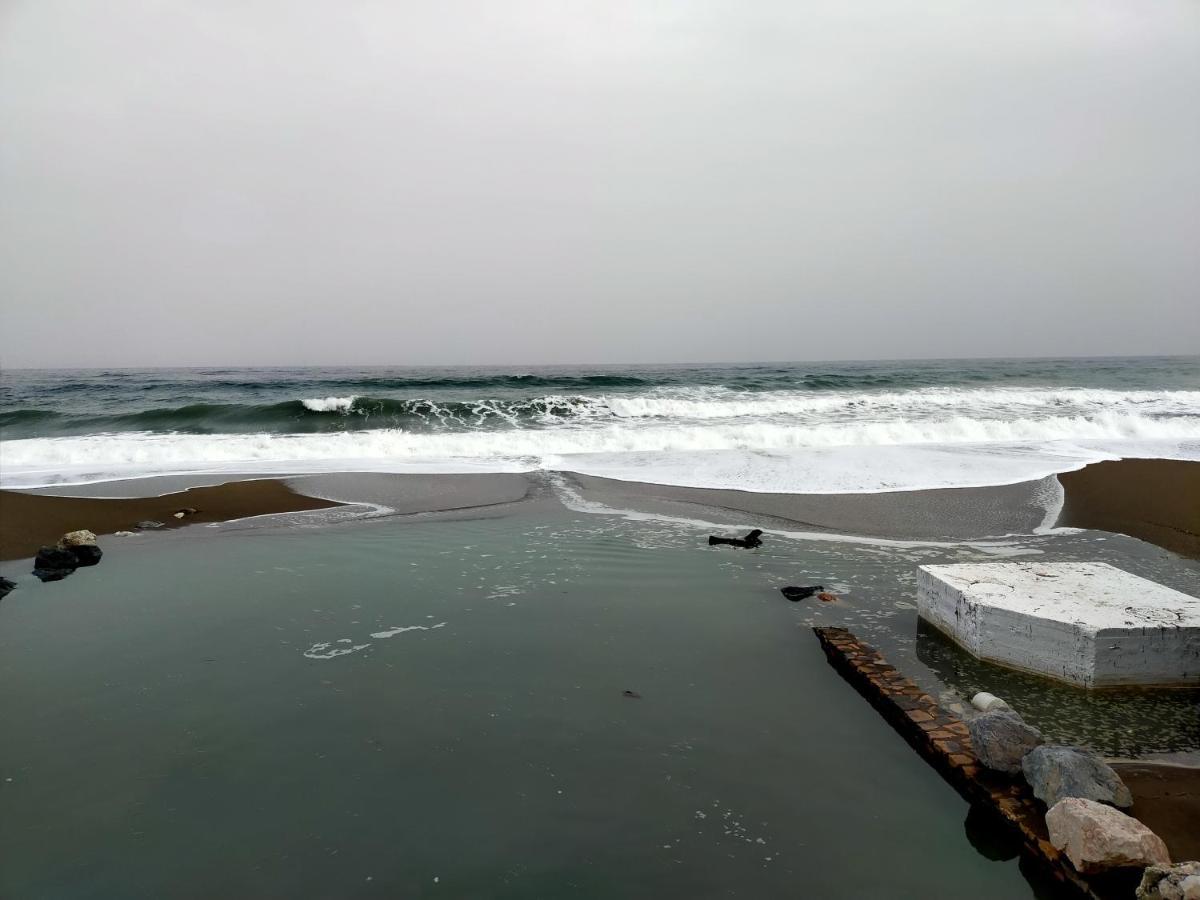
[1138,862,1200,900]
[1046,797,1169,874]
[1022,745,1133,808]
[135,520,165,530]
[966,710,1043,774]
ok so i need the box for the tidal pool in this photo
[1,502,1196,898]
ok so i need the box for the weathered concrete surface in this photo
[916,562,1200,688]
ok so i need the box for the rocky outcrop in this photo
[1138,862,1200,900]
[33,546,78,581]
[1023,745,1133,808]
[31,530,105,581]
[1045,797,1170,873]
[58,530,102,566]
[966,710,1043,774]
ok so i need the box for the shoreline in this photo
[3,458,1198,561]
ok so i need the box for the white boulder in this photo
[1045,797,1170,874]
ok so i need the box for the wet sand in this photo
[0,479,341,561]
[565,471,1055,540]
[8,457,1198,561]
[287,472,532,515]
[1112,762,1200,862]
[1058,459,1200,559]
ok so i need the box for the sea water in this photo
[2,356,1199,491]
[1,501,1198,899]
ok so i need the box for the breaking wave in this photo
[4,386,1199,438]
[3,359,1198,491]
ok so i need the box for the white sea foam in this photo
[301,396,356,413]
[303,641,371,659]
[601,386,1200,421]
[5,386,1198,493]
[370,622,447,639]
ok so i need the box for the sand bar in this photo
[0,479,341,560]
[1058,458,1200,559]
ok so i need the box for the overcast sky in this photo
[1,1,1197,368]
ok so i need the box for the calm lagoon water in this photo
[2,503,1197,899]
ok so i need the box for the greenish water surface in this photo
[2,504,1197,899]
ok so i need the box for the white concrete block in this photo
[916,562,1200,688]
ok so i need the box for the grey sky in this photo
[1,1,1197,368]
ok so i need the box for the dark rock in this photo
[70,545,103,566]
[175,507,199,516]
[708,529,763,549]
[1023,745,1133,808]
[33,569,73,583]
[622,690,642,699]
[34,546,78,571]
[966,710,1043,774]
[0,577,16,599]
[781,585,824,602]
[33,546,79,582]
[135,520,165,530]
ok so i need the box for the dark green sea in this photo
[2,357,1198,491]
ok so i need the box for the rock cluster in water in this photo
[962,694,1180,879]
[32,530,103,582]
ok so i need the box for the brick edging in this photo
[813,626,1131,900]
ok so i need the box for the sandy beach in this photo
[0,479,341,561]
[1058,458,1200,559]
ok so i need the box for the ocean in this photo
[3,356,1199,491]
